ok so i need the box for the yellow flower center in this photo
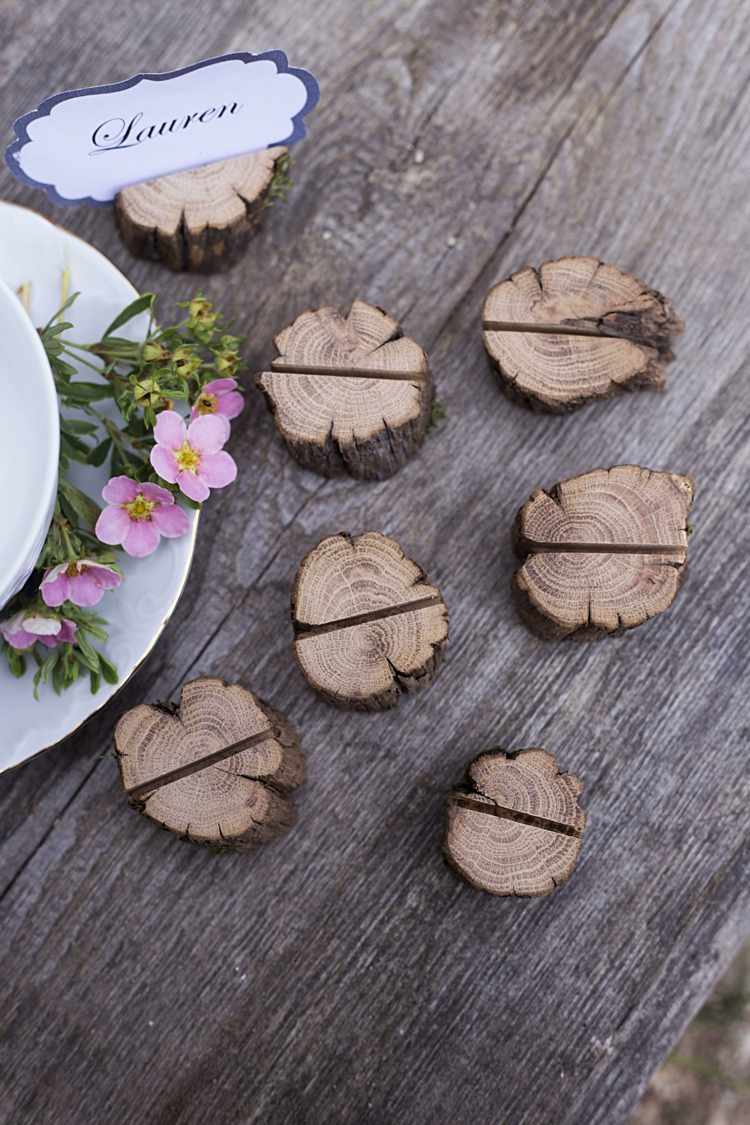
[125,494,155,521]
[65,562,80,577]
[175,440,201,473]
[195,392,218,416]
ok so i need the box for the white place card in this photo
[5,51,319,205]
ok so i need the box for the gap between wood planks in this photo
[0,0,672,902]
[0,0,690,954]
[131,595,447,798]
[449,795,582,837]
[293,594,444,639]
[142,0,673,756]
[126,728,277,800]
[269,360,428,381]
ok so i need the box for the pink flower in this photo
[1,611,77,651]
[150,410,237,503]
[41,559,121,608]
[95,476,190,558]
[191,378,244,432]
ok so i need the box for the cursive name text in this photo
[90,102,242,154]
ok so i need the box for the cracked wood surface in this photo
[115,678,303,846]
[115,147,288,272]
[444,748,587,895]
[1,0,749,1123]
[259,301,433,479]
[481,257,683,409]
[290,531,448,708]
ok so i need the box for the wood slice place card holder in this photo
[115,149,288,272]
[482,256,683,411]
[258,301,433,479]
[115,677,304,849]
[291,532,448,709]
[512,464,694,639]
[445,747,586,897]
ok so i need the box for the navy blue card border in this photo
[5,50,320,207]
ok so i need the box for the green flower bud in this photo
[188,297,217,327]
[143,341,170,363]
[172,346,202,377]
[215,350,240,375]
[133,376,164,408]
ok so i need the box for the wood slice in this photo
[513,464,694,639]
[445,747,586,897]
[115,148,287,271]
[291,531,448,710]
[482,256,683,411]
[258,300,433,480]
[115,676,304,849]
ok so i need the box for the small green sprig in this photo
[43,292,243,476]
[267,153,293,205]
[428,398,448,432]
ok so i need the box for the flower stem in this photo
[58,343,108,374]
[60,523,77,563]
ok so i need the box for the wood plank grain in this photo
[2,0,750,1123]
[0,0,637,881]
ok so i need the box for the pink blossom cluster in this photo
[95,377,242,557]
[0,379,243,654]
[1,611,77,651]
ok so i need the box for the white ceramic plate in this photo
[0,274,59,610]
[0,201,197,771]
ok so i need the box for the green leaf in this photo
[58,479,101,530]
[44,321,75,339]
[124,415,149,438]
[102,294,155,338]
[75,632,100,674]
[109,445,126,478]
[42,292,80,332]
[59,441,91,467]
[96,334,142,351]
[98,652,119,685]
[40,648,60,686]
[5,647,26,678]
[88,436,112,467]
[62,381,113,404]
[67,607,105,630]
[58,494,79,531]
[52,658,67,694]
[77,616,108,642]
[61,418,99,436]
[89,669,101,695]
[60,430,91,458]
[49,357,78,382]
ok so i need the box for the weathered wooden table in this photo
[1,2,748,1122]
